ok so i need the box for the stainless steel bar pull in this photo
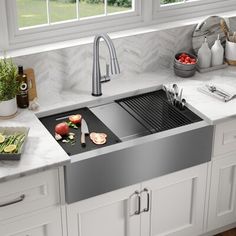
[141,188,150,213]
[134,191,141,215]
[0,194,25,207]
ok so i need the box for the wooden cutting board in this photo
[24,68,37,101]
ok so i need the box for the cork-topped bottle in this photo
[17,66,29,108]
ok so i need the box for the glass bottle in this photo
[16,66,29,108]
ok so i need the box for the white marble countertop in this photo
[176,67,236,124]
[0,110,69,182]
[1,66,236,182]
[36,66,236,124]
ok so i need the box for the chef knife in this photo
[81,118,89,147]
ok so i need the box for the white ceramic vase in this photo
[198,37,212,68]
[0,97,17,117]
[211,35,224,66]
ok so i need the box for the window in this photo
[2,0,141,49]
[16,0,134,29]
[153,0,236,23]
[0,0,235,51]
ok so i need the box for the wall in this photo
[13,17,236,103]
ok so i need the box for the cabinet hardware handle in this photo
[141,188,150,213]
[0,194,25,207]
[134,191,141,215]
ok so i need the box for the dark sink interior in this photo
[40,107,121,156]
[40,89,203,156]
[116,90,202,133]
[91,89,202,141]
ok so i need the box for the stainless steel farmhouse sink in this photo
[40,89,213,203]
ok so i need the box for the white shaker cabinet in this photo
[0,169,63,236]
[207,152,236,232]
[207,119,236,232]
[66,163,208,236]
[66,184,141,236]
[140,163,208,236]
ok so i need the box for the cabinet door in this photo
[66,184,141,236]
[208,153,236,231]
[0,207,62,236]
[141,164,208,236]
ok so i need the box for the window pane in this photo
[17,0,48,28]
[160,0,184,5]
[79,0,104,18]
[50,0,77,23]
[107,0,132,14]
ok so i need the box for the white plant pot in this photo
[0,97,17,117]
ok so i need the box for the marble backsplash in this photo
[13,17,236,102]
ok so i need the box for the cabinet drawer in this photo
[214,119,236,157]
[0,169,60,221]
[0,206,62,236]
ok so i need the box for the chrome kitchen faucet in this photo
[92,33,120,96]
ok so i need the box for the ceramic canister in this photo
[225,40,236,65]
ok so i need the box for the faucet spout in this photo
[92,33,120,96]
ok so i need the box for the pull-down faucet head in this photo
[92,33,120,96]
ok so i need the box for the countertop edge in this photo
[0,159,70,183]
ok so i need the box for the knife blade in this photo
[81,119,89,147]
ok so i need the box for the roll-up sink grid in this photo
[116,90,202,134]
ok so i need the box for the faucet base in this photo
[92,93,102,97]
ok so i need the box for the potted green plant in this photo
[0,58,18,117]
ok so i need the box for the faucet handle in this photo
[101,64,111,83]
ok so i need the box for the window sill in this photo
[2,10,236,59]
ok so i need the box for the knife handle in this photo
[81,133,86,147]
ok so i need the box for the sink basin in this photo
[90,89,202,141]
[90,102,150,142]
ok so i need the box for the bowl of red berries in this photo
[174,52,198,77]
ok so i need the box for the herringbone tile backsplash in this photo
[13,17,236,102]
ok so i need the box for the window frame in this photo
[153,0,236,23]
[0,0,9,50]
[4,0,143,49]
